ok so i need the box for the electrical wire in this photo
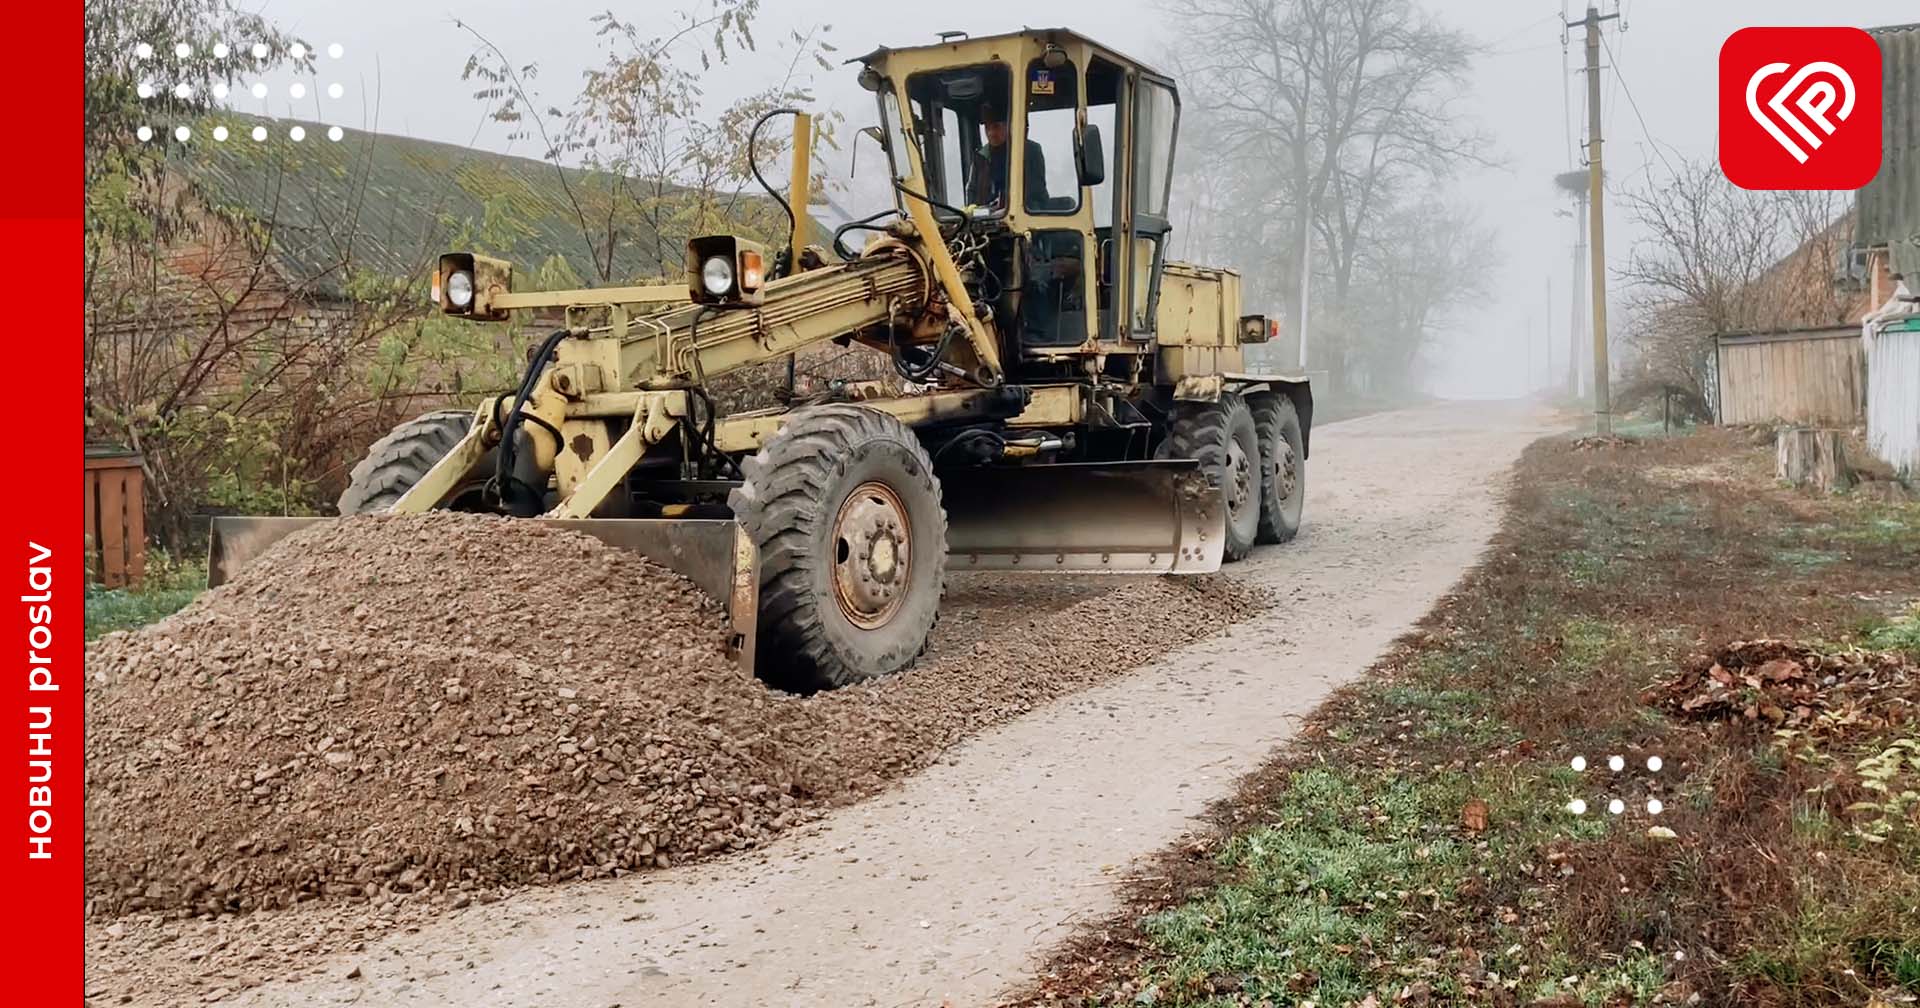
[1560,0,1575,170]
[748,108,802,277]
[1600,31,1678,181]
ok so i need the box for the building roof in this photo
[1857,23,1920,275]
[178,115,812,299]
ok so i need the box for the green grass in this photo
[1134,765,1616,1006]
[85,551,206,640]
[1773,548,1843,573]
[1863,604,1920,657]
[1377,683,1507,744]
[1612,417,1697,440]
[1138,768,1476,1004]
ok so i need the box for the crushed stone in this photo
[86,512,1269,920]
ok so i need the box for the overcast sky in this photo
[232,0,1916,398]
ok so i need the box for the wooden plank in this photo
[1725,345,1745,423]
[83,469,100,584]
[125,468,146,586]
[1724,345,1747,423]
[99,471,127,588]
[84,455,144,472]
[1783,343,1796,419]
[1718,325,1860,346]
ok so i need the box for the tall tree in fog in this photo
[1163,0,1487,392]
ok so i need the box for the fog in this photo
[243,0,1916,401]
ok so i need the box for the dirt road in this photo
[183,400,1554,1007]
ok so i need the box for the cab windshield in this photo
[899,64,1012,214]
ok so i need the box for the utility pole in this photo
[1543,274,1553,392]
[1573,4,1618,434]
[1568,195,1586,396]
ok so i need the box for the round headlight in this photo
[446,270,474,308]
[701,255,735,297]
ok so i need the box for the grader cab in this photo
[211,27,1313,693]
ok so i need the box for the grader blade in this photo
[208,517,759,673]
[940,460,1225,574]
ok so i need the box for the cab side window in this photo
[1022,59,1081,215]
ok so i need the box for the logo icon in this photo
[1720,27,1881,190]
[1747,61,1855,163]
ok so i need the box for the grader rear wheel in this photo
[728,404,947,693]
[1249,393,1305,544]
[1163,394,1261,562]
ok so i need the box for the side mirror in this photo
[1075,124,1106,187]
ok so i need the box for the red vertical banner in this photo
[2,4,83,1000]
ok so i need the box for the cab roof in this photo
[852,27,1167,80]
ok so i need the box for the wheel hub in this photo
[1275,441,1299,501]
[832,481,912,629]
[1227,441,1254,515]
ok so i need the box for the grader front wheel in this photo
[337,410,495,515]
[728,404,948,693]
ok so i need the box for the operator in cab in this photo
[971,103,1049,211]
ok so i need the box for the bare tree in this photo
[459,3,840,283]
[1616,157,1851,412]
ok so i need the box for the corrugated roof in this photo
[177,115,805,299]
[1858,23,1920,275]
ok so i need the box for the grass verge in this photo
[86,551,207,640]
[1011,428,1920,1008]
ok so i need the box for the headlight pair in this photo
[687,235,769,306]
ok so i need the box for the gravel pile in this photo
[86,513,1269,920]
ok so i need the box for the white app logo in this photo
[1745,61,1857,164]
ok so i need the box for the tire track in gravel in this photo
[119,400,1556,1008]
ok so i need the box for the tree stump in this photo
[1776,427,1856,491]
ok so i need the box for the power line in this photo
[1600,29,1677,180]
[1560,1,1575,169]
[1489,11,1560,50]
[1603,1,1629,141]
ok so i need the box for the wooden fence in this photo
[1713,326,1867,426]
[85,448,146,588]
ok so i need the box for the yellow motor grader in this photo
[213,27,1313,693]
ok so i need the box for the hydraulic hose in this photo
[748,108,803,278]
[490,328,570,515]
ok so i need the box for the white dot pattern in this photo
[133,40,354,148]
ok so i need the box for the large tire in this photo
[337,410,493,515]
[728,405,948,693]
[1249,392,1306,544]
[1164,394,1260,562]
